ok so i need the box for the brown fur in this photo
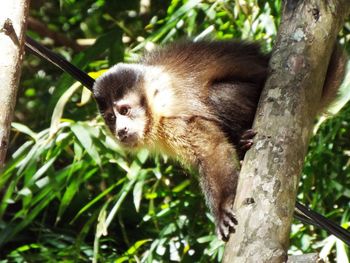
[320,44,348,112]
[93,40,347,241]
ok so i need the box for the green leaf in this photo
[78,87,92,106]
[11,123,37,140]
[0,180,16,219]
[71,178,125,223]
[30,157,57,183]
[105,177,137,227]
[0,194,54,246]
[172,179,190,193]
[125,239,152,255]
[50,82,82,136]
[56,176,79,223]
[71,122,101,165]
[336,239,349,262]
[133,177,145,212]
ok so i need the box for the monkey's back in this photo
[141,40,269,87]
[141,40,269,146]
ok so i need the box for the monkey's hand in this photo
[216,200,238,241]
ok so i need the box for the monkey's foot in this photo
[216,208,238,242]
[238,129,257,161]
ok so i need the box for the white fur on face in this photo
[113,93,148,147]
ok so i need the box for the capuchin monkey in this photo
[24,36,350,243]
[92,40,347,241]
[25,37,350,243]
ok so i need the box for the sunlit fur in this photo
[92,40,346,241]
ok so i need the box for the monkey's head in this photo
[93,64,150,149]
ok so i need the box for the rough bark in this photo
[0,1,30,168]
[222,1,350,262]
[288,253,324,263]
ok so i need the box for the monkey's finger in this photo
[224,211,238,225]
[228,225,235,234]
[223,216,235,228]
[218,226,230,242]
[223,219,230,227]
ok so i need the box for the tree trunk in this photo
[0,1,30,168]
[223,1,350,262]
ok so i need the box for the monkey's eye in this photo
[105,113,116,124]
[118,105,130,116]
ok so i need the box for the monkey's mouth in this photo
[118,133,139,148]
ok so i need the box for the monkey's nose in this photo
[117,127,128,139]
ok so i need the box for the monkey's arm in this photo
[163,117,240,241]
[196,142,240,242]
[193,119,241,241]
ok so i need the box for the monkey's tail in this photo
[295,202,350,247]
[25,36,95,91]
[319,44,348,113]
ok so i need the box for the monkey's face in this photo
[93,64,149,149]
[103,93,147,148]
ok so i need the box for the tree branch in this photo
[223,0,350,262]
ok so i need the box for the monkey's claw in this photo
[239,139,254,151]
[241,129,257,140]
[238,129,257,160]
[217,209,238,242]
[239,129,257,149]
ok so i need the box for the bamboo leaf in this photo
[71,122,101,165]
[50,82,82,136]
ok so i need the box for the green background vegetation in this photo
[1,0,350,262]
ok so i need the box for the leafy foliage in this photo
[1,0,350,262]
